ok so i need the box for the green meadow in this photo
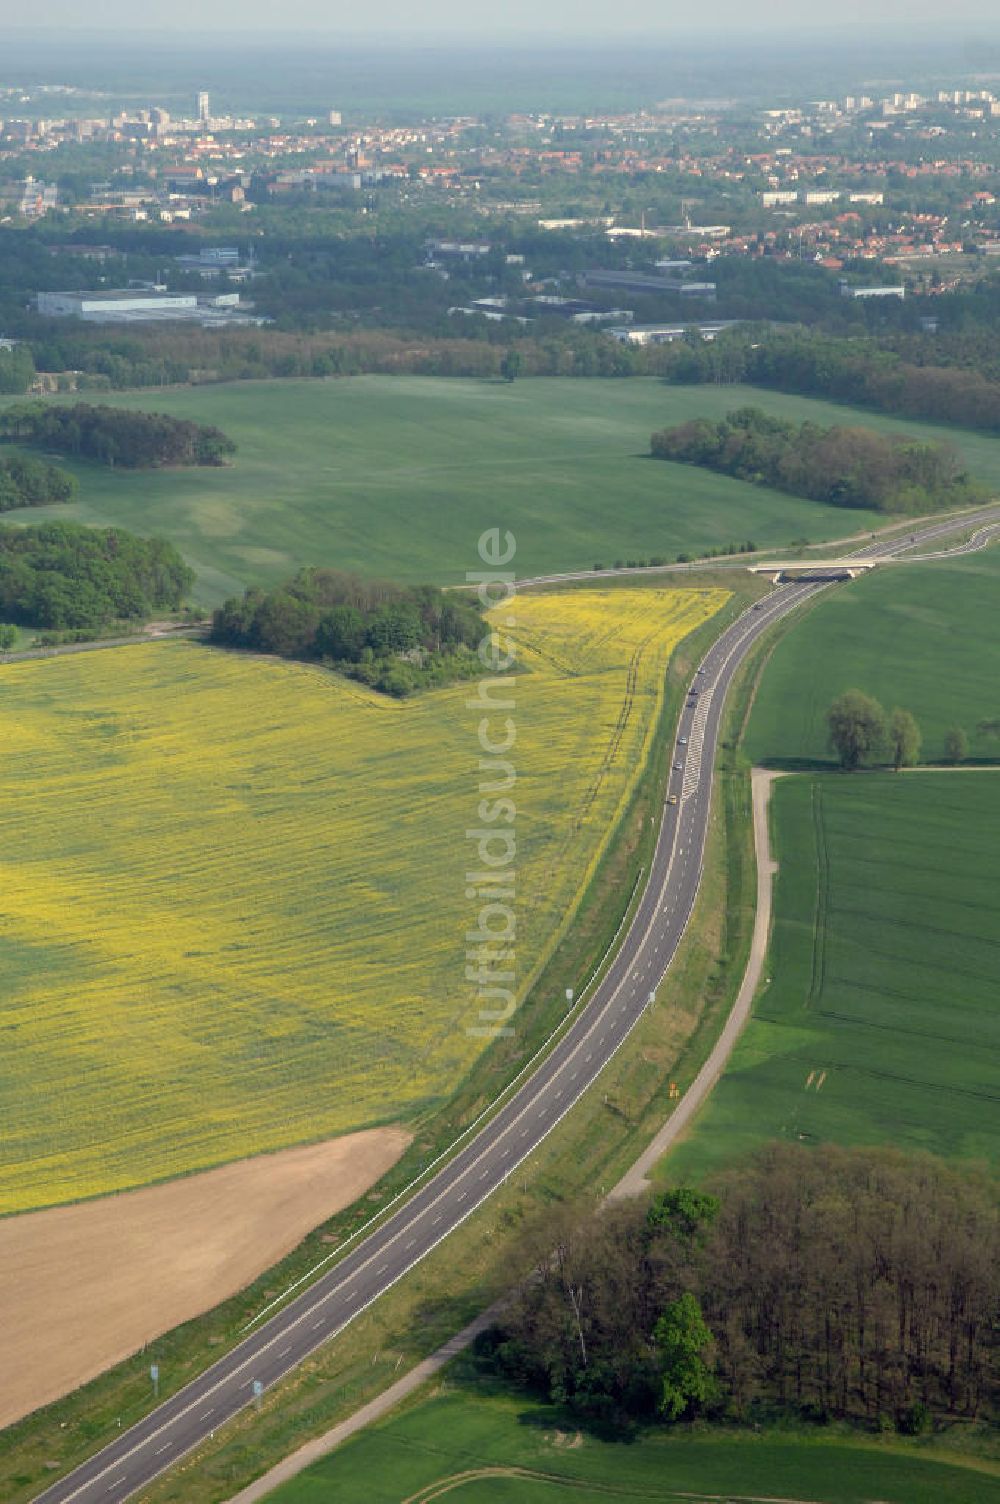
[9,376,1000,606]
[668,771,1000,1179]
[745,545,1000,768]
[267,1388,999,1503]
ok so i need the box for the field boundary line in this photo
[237,860,648,1334]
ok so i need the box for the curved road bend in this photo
[34,507,1000,1504]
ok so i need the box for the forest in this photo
[657,327,1000,434]
[0,452,77,510]
[210,567,485,695]
[0,402,236,469]
[650,406,983,512]
[0,521,194,631]
[484,1143,998,1432]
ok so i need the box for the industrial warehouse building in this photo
[607,319,741,345]
[35,289,265,326]
[37,290,198,319]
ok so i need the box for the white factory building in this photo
[38,290,198,319]
[838,280,905,300]
[607,319,741,346]
[36,289,264,326]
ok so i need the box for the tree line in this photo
[828,691,921,769]
[826,691,976,769]
[0,452,77,510]
[658,328,1000,436]
[651,407,983,515]
[0,402,236,469]
[0,521,194,632]
[24,324,648,389]
[481,1143,998,1432]
[21,318,1000,435]
[210,568,485,697]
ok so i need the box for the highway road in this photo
[33,505,1000,1504]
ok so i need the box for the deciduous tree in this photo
[944,726,968,765]
[655,1293,717,1420]
[827,690,887,770]
[500,348,522,384]
[888,707,921,771]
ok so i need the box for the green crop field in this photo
[267,1388,999,1503]
[668,771,1000,1179]
[745,546,1000,767]
[7,377,1000,606]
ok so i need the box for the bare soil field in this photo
[0,1127,410,1429]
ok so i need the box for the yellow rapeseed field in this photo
[0,587,726,1213]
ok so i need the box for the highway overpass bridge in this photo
[748,558,879,581]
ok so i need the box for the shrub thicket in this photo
[211,568,485,695]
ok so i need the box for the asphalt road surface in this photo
[33,505,1000,1504]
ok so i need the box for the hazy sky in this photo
[7,0,1000,35]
